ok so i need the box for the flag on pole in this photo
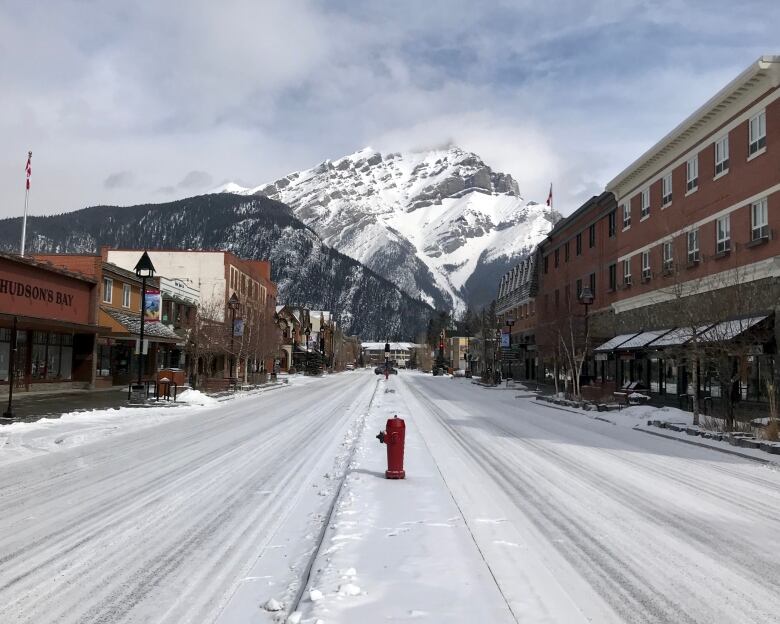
[545,183,552,207]
[25,151,32,190]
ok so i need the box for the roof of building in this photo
[607,56,780,199]
[0,251,98,284]
[496,249,539,312]
[101,306,181,342]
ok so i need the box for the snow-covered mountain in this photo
[214,146,559,311]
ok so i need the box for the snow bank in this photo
[176,389,218,406]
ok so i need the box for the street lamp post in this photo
[2,316,18,419]
[228,292,240,380]
[578,285,594,387]
[304,325,311,375]
[134,251,156,388]
[505,318,515,378]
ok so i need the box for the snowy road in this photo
[0,373,377,624]
[399,373,780,624]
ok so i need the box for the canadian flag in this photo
[545,183,552,207]
[25,151,32,190]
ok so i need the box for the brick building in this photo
[105,249,279,383]
[1,253,99,395]
[518,56,780,415]
[31,253,183,387]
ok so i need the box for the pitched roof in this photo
[101,306,181,342]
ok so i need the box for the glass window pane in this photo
[0,341,9,382]
[60,346,73,380]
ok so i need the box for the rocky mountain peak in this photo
[214,146,556,311]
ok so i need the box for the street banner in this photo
[233,318,244,337]
[500,332,510,348]
[144,289,161,323]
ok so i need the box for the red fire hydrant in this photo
[376,415,406,479]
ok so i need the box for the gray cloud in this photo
[177,170,212,189]
[103,171,135,189]
[0,0,779,217]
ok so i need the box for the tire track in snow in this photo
[0,373,375,624]
[404,378,780,624]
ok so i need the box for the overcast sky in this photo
[1,0,778,220]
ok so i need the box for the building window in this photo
[589,223,596,248]
[641,250,651,280]
[623,258,632,285]
[608,210,616,238]
[686,155,698,192]
[589,272,596,295]
[102,277,113,304]
[663,241,673,271]
[715,135,729,174]
[564,242,570,262]
[608,263,617,291]
[662,173,672,205]
[554,248,559,268]
[576,233,582,255]
[687,228,699,263]
[749,110,766,156]
[623,202,631,228]
[544,255,549,273]
[716,215,731,253]
[752,197,769,240]
[641,188,650,218]
[576,278,582,299]
[122,284,131,308]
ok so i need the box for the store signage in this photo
[0,278,75,307]
[594,353,608,361]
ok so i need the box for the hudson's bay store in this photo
[0,253,100,393]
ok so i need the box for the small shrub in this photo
[764,420,780,442]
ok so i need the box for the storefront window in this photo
[664,360,677,395]
[0,328,9,382]
[60,334,73,380]
[46,333,61,380]
[97,343,111,377]
[31,331,48,380]
[650,357,660,392]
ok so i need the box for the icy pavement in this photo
[4,371,780,623]
[0,371,377,624]
[291,372,780,624]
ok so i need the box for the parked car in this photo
[345,364,355,370]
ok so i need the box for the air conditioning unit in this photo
[624,276,633,287]
[641,270,652,282]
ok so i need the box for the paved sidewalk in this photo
[1,387,129,423]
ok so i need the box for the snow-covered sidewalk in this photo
[292,375,515,624]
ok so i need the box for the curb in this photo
[633,426,779,466]
[529,398,617,425]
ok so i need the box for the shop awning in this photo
[0,312,107,334]
[646,325,709,348]
[616,328,674,350]
[594,315,770,352]
[594,332,640,352]
[696,315,768,343]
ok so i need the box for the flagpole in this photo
[21,151,31,257]
[20,187,29,257]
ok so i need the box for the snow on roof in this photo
[594,333,640,352]
[697,316,767,343]
[616,329,674,350]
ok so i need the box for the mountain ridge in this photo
[0,194,434,340]
[214,145,559,311]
